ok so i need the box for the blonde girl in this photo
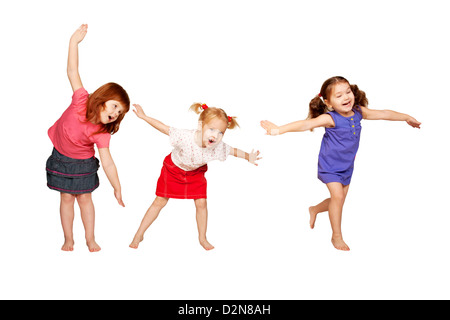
[130,103,261,250]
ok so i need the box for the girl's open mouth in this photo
[342,101,352,108]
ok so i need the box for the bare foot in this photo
[87,239,101,252]
[331,236,350,251]
[129,235,144,249]
[309,206,318,229]
[199,239,214,251]
[61,239,74,251]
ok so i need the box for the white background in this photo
[0,0,448,299]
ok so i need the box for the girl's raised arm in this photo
[133,104,170,135]
[261,113,334,135]
[360,106,421,128]
[67,24,88,92]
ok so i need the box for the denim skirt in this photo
[46,148,100,194]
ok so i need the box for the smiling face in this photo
[325,82,355,116]
[99,100,125,124]
[200,118,228,148]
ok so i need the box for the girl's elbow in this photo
[67,67,77,76]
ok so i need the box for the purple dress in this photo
[318,108,363,186]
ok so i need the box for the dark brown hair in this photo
[86,82,130,135]
[307,76,368,120]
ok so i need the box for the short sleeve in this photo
[169,127,190,147]
[92,132,111,149]
[217,142,231,162]
[72,87,89,108]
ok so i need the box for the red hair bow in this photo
[201,104,208,110]
[228,116,232,122]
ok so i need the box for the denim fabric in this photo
[46,148,100,194]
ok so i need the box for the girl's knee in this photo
[194,198,207,210]
[76,193,92,205]
[61,193,76,205]
[327,183,347,205]
[331,193,345,205]
[154,196,169,208]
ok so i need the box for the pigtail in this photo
[227,116,240,130]
[189,102,239,130]
[307,94,328,120]
[189,103,204,114]
[350,84,368,108]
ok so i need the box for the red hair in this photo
[86,82,130,135]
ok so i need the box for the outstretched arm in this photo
[360,106,421,128]
[67,24,88,92]
[260,113,334,135]
[229,148,261,166]
[98,148,125,207]
[133,104,170,135]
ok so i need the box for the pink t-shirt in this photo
[48,88,111,159]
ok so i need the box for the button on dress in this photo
[318,108,363,186]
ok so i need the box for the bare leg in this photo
[309,198,330,229]
[60,193,76,251]
[129,196,169,249]
[76,193,100,252]
[326,182,350,251]
[309,184,349,229]
[194,198,214,250]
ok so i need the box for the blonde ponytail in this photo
[189,102,239,130]
[189,103,205,114]
[227,116,239,129]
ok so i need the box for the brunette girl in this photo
[261,76,420,251]
[129,103,261,250]
[46,25,130,252]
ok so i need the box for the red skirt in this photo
[155,153,208,199]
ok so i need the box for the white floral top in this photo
[169,127,231,171]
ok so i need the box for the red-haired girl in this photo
[261,76,420,251]
[129,103,261,250]
[46,25,130,252]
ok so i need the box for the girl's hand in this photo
[132,104,170,135]
[406,117,421,129]
[248,149,262,166]
[114,189,125,207]
[260,120,280,135]
[70,24,88,44]
[132,104,147,119]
